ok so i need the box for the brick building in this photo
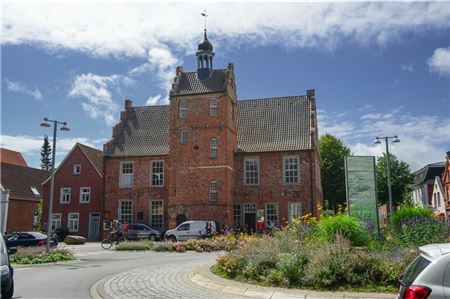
[42,143,103,240]
[444,152,450,220]
[103,30,322,232]
[0,161,49,232]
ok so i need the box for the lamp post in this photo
[373,135,400,222]
[40,117,70,252]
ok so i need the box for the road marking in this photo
[14,267,32,271]
[111,256,140,260]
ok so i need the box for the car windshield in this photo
[401,256,431,285]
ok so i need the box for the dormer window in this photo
[179,100,187,118]
[210,98,217,116]
[73,164,81,175]
[30,187,40,197]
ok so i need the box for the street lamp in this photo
[40,117,70,252]
[373,135,400,222]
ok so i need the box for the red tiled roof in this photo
[0,148,28,167]
[0,163,50,201]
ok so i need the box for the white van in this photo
[164,221,216,241]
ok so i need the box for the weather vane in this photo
[201,9,208,32]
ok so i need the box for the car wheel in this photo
[1,278,14,299]
[149,234,156,242]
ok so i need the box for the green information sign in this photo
[345,156,380,235]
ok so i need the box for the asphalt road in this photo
[12,243,220,299]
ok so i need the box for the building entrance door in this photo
[243,203,256,233]
[89,213,100,240]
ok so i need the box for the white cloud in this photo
[5,79,43,100]
[318,106,450,171]
[68,73,122,125]
[400,64,414,72]
[428,47,450,76]
[2,3,449,58]
[146,94,162,106]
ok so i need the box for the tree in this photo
[319,133,351,213]
[376,153,414,208]
[40,135,52,170]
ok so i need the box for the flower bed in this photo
[10,247,75,264]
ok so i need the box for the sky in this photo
[1,1,449,172]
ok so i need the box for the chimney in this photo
[125,99,132,110]
[176,66,183,77]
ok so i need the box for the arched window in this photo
[210,138,218,159]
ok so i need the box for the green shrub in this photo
[115,241,155,251]
[392,206,433,231]
[277,253,308,286]
[10,247,74,264]
[314,214,369,246]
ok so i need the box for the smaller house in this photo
[0,161,49,233]
[443,152,450,220]
[411,162,445,208]
[431,176,446,219]
[42,143,103,240]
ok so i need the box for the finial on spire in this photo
[201,9,208,32]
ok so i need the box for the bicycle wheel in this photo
[101,239,113,249]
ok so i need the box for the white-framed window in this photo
[288,202,302,223]
[80,187,91,203]
[244,203,256,213]
[68,213,79,232]
[244,158,259,185]
[60,187,71,204]
[119,200,133,223]
[210,98,217,116]
[120,162,134,188]
[265,203,279,226]
[30,187,40,196]
[233,204,242,227]
[150,199,163,230]
[179,100,187,118]
[51,213,61,231]
[209,180,218,201]
[180,130,188,144]
[210,138,218,159]
[283,156,299,184]
[73,164,81,175]
[151,161,164,187]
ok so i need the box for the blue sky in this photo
[1,2,449,171]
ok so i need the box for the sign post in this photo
[345,156,380,238]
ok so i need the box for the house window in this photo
[119,200,133,223]
[180,130,188,144]
[150,200,163,230]
[151,161,164,187]
[233,204,242,227]
[120,162,134,188]
[51,213,61,231]
[209,180,218,201]
[210,98,217,116]
[30,187,40,197]
[73,164,81,175]
[80,187,91,203]
[210,138,218,159]
[179,100,187,118]
[244,158,259,185]
[265,203,279,226]
[288,202,302,223]
[68,213,79,232]
[283,156,299,184]
[60,188,71,204]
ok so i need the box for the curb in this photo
[90,273,117,299]
[12,259,84,268]
[189,265,396,299]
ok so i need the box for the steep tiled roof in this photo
[105,105,170,157]
[1,163,49,201]
[78,143,103,174]
[412,162,445,186]
[105,95,312,157]
[0,148,28,167]
[172,70,227,96]
[236,96,311,152]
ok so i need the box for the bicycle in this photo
[101,231,126,249]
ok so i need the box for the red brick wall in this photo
[42,146,103,239]
[103,156,169,227]
[6,199,38,232]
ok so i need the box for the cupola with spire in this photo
[196,11,215,80]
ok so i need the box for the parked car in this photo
[1,233,16,299]
[164,221,216,242]
[6,232,58,248]
[397,243,450,299]
[125,224,161,241]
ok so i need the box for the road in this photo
[12,243,228,299]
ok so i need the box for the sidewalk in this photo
[189,265,397,299]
